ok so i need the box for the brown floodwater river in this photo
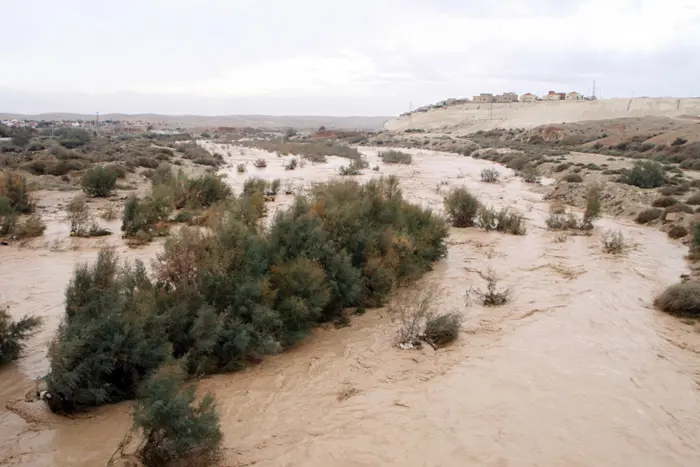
[2,146,699,466]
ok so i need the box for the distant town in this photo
[403,90,595,116]
[0,118,183,135]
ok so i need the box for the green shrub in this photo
[619,161,666,188]
[554,163,571,172]
[183,173,231,209]
[132,365,222,466]
[686,193,700,205]
[380,150,413,164]
[236,163,246,174]
[46,249,168,413]
[122,194,172,239]
[563,173,583,183]
[444,187,480,227]
[654,281,700,318]
[82,166,117,197]
[652,196,679,208]
[0,309,42,365]
[635,208,662,224]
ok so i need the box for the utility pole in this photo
[409,101,413,127]
[592,80,596,100]
[95,112,99,135]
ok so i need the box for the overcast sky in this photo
[1,0,698,116]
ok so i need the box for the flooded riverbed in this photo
[2,146,700,466]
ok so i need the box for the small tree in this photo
[132,365,222,466]
[66,195,90,235]
[0,309,42,365]
[82,166,117,197]
[582,184,601,229]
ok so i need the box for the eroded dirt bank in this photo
[2,146,700,466]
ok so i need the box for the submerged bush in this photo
[601,230,626,254]
[82,166,117,197]
[477,206,526,235]
[132,365,222,466]
[0,309,42,365]
[480,168,500,183]
[444,187,480,227]
[424,312,463,348]
[655,281,700,318]
[582,185,602,229]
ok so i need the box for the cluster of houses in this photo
[405,90,590,115]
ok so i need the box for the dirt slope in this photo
[385,98,700,133]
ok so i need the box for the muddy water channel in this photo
[2,146,700,466]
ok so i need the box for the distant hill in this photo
[0,113,390,131]
[385,98,700,133]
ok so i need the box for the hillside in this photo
[384,98,700,133]
[0,113,390,131]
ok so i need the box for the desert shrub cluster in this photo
[443,187,526,234]
[122,165,232,242]
[176,142,224,167]
[45,176,448,412]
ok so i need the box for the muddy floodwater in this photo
[2,146,700,466]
